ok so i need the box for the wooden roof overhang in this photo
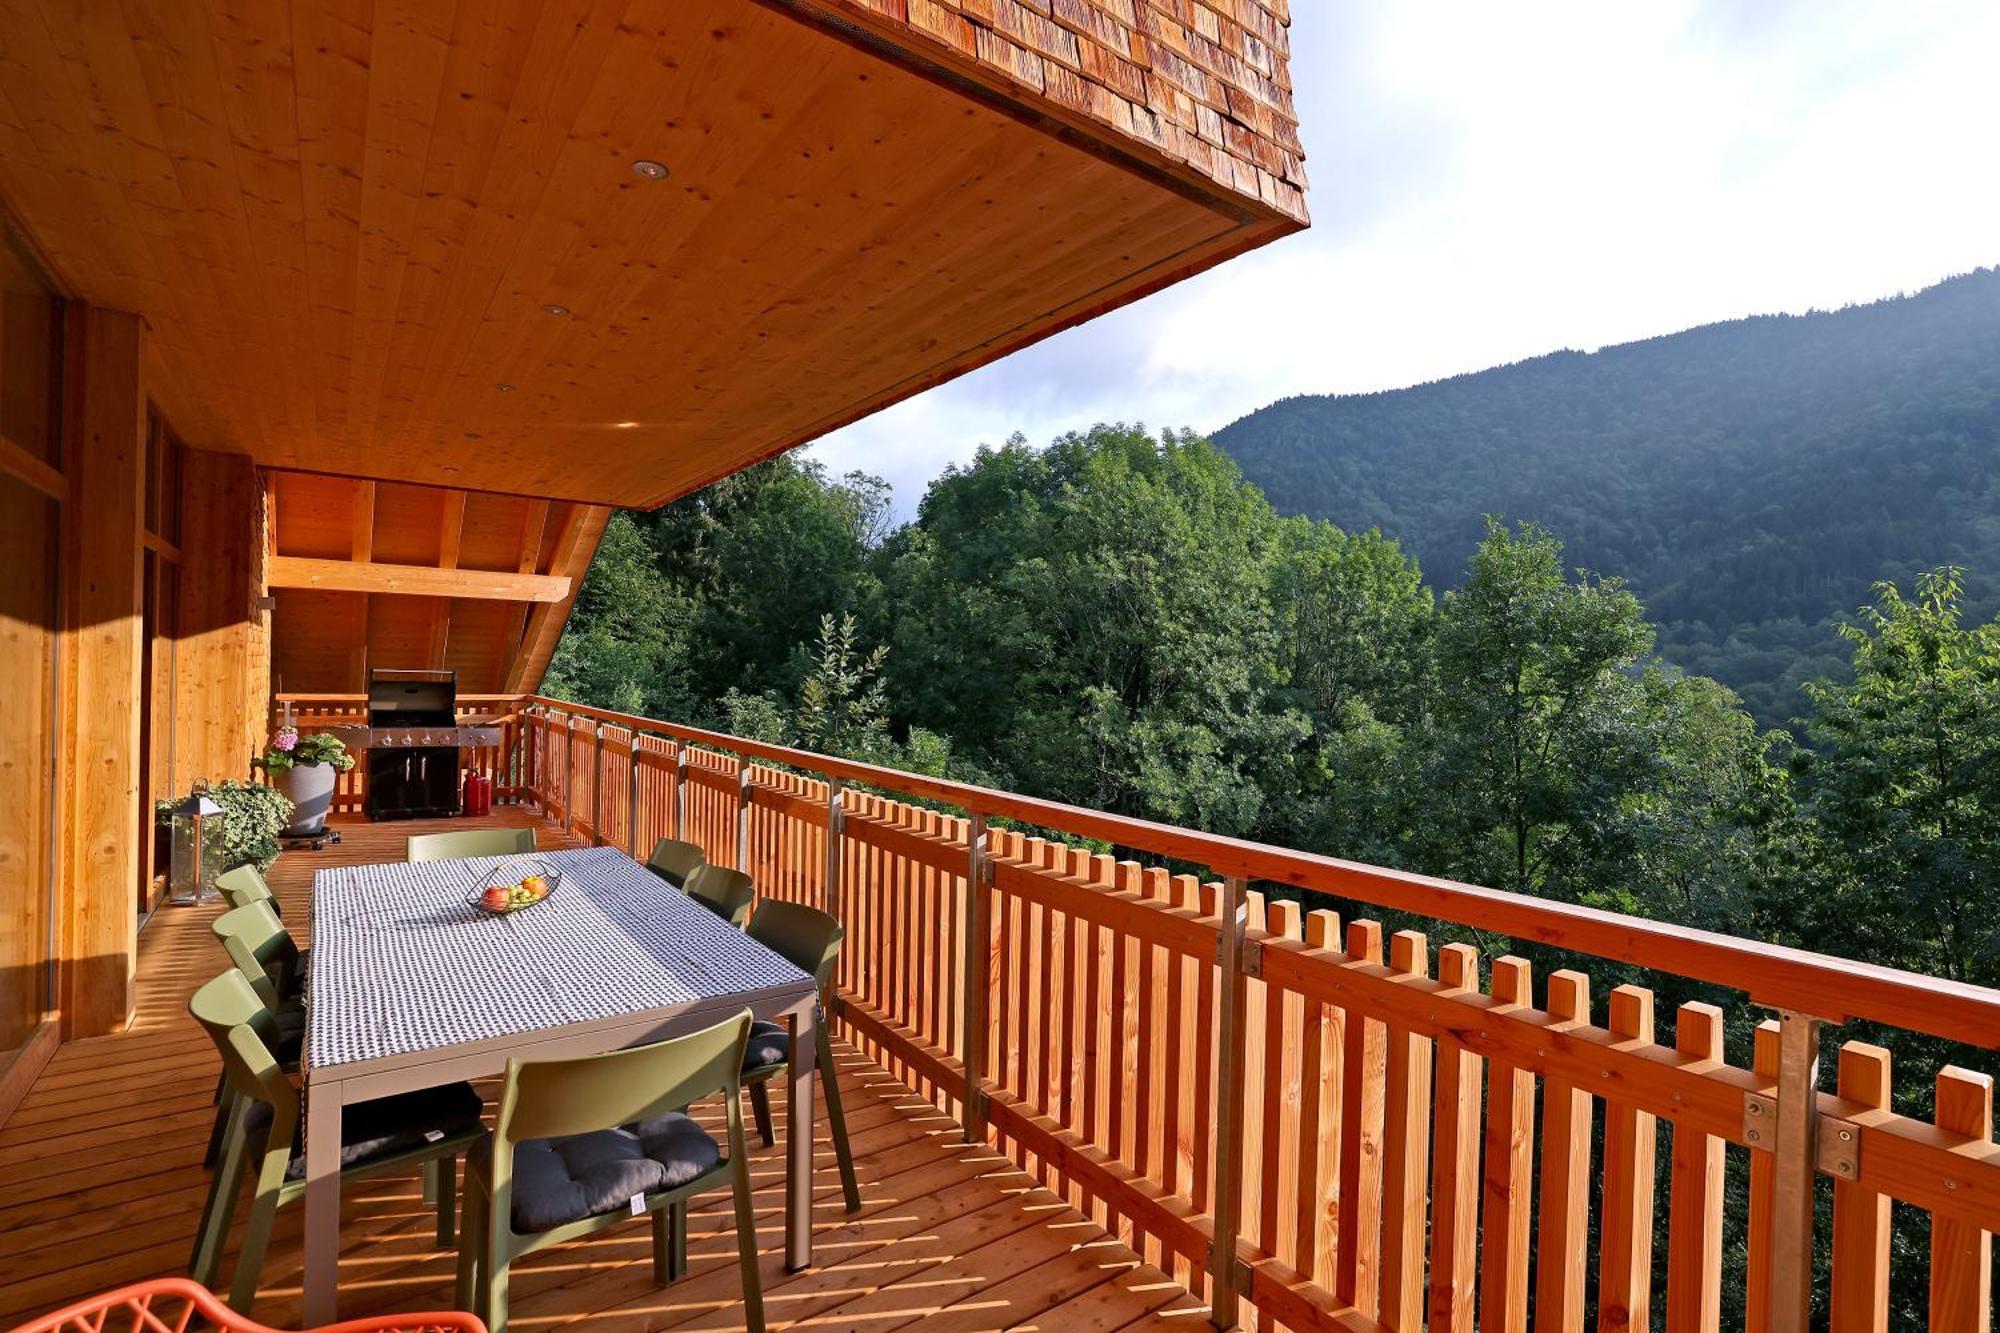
[0,0,1308,512]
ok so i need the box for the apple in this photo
[481,885,509,911]
[520,875,549,899]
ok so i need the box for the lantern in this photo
[167,790,224,906]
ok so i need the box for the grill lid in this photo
[366,668,457,725]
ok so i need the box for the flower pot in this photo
[280,761,338,837]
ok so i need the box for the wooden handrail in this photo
[521,694,2000,1050]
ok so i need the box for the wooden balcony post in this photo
[1207,874,1251,1329]
[736,758,752,871]
[960,812,989,1143]
[824,777,845,933]
[561,711,575,834]
[626,737,641,860]
[1765,1010,1827,1333]
[590,721,605,845]
[673,746,688,840]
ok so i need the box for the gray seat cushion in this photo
[743,1020,788,1070]
[505,1112,721,1233]
[245,1081,483,1182]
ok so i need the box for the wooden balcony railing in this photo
[280,692,2000,1333]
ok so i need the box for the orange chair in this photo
[7,1277,485,1333]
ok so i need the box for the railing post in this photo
[1208,873,1251,1329]
[736,757,753,871]
[1765,1009,1827,1333]
[561,711,575,835]
[959,813,990,1144]
[590,721,605,845]
[823,777,845,925]
[626,737,641,860]
[673,746,688,840]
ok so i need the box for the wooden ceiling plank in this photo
[515,500,550,575]
[0,0,1301,506]
[340,0,457,453]
[269,554,571,602]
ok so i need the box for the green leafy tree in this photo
[1798,568,2000,987]
[544,512,697,718]
[796,612,892,761]
[1424,519,1658,900]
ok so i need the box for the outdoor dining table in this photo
[299,844,819,1325]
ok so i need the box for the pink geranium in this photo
[273,726,299,752]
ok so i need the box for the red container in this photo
[462,770,492,817]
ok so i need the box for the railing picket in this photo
[1305,909,1345,1294]
[1479,956,1535,1333]
[1337,919,1387,1319]
[1268,901,1307,1305]
[1169,871,1203,1281]
[1929,1067,1993,1333]
[1829,1042,1891,1333]
[1240,890,1270,1323]
[1599,985,1659,1333]
[1535,970,1594,1333]
[1665,1002,1726,1333]
[1381,929,1434,1331]
[1427,941,1482,1333]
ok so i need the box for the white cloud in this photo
[810,0,2000,517]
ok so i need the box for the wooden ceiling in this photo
[0,0,1303,510]
[266,471,606,696]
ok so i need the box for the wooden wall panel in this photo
[172,448,268,786]
[60,307,145,1037]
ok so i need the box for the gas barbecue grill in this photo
[328,669,505,820]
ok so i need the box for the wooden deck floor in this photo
[0,810,1206,1332]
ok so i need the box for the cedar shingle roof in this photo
[818,0,1309,224]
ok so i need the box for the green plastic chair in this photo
[188,970,483,1314]
[216,864,277,914]
[740,900,860,1213]
[211,902,306,1008]
[683,863,754,929]
[407,827,535,862]
[457,1010,764,1333]
[645,837,706,890]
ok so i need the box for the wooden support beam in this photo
[60,306,146,1037]
[268,554,571,602]
[502,504,610,693]
[0,432,66,499]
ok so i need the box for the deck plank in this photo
[0,810,1196,1332]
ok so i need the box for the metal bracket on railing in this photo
[1743,1092,1776,1149]
[1739,1097,1861,1180]
[1215,930,1263,979]
[1818,1115,1862,1181]
[1206,1244,1252,1296]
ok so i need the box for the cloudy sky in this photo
[809,0,2000,518]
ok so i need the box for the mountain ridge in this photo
[1213,266,2000,726]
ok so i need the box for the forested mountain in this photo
[1214,267,2000,725]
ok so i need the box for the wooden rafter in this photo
[428,492,468,667]
[502,504,609,694]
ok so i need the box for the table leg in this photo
[786,1002,817,1271]
[302,1077,343,1324]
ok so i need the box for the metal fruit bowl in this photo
[465,857,563,915]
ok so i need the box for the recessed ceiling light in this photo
[495,383,515,394]
[614,421,640,430]
[543,303,571,317]
[632,159,669,181]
